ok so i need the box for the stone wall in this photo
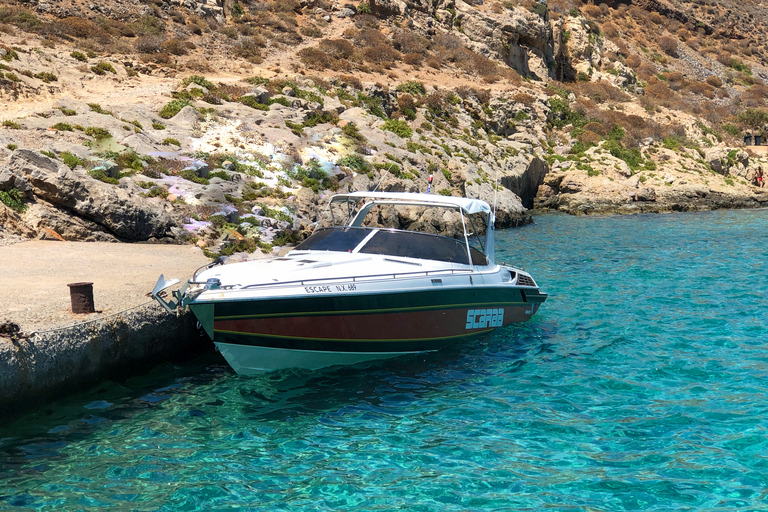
[0,304,210,424]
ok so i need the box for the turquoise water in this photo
[2,209,768,511]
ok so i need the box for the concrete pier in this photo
[0,304,209,423]
[0,240,214,424]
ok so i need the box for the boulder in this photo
[5,149,176,241]
[250,86,270,104]
[634,187,657,202]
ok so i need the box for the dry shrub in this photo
[686,80,715,99]
[503,67,523,86]
[300,24,322,38]
[337,74,362,90]
[658,35,678,57]
[602,22,619,39]
[581,5,602,18]
[361,45,400,67]
[402,53,423,66]
[455,86,490,105]
[645,77,672,99]
[578,130,603,146]
[742,84,768,108]
[297,47,330,70]
[675,28,690,41]
[275,12,298,27]
[319,39,354,59]
[140,52,171,65]
[434,32,462,50]
[512,92,535,105]
[397,93,416,112]
[219,25,239,39]
[625,54,641,69]
[637,61,657,81]
[716,52,732,66]
[271,0,301,12]
[354,14,379,29]
[649,12,665,25]
[0,23,14,35]
[582,121,607,136]
[217,84,250,100]
[705,75,723,88]
[354,28,388,48]
[186,57,212,72]
[59,16,102,38]
[426,56,441,69]
[136,35,165,53]
[665,71,684,91]
[424,91,450,116]
[163,38,188,56]
[235,37,266,63]
[392,30,429,55]
[574,81,631,102]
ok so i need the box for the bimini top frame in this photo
[326,191,496,264]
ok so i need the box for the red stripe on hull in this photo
[214,306,534,341]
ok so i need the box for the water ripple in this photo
[2,209,768,510]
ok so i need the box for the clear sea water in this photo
[2,209,768,511]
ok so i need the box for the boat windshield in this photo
[293,227,371,252]
[295,227,487,265]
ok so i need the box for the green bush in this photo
[5,72,19,82]
[61,151,83,169]
[382,118,413,138]
[51,122,73,131]
[88,103,113,116]
[179,168,209,185]
[40,150,57,159]
[152,121,166,130]
[162,137,181,146]
[181,75,216,90]
[91,61,116,75]
[0,188,27,213]
[71,50,87,62]
[269,97,291,107]
[58,107,77,116]
[2,120,21,129]
[158,99,191,119]
[7,143,18,150]
[604,139,644,170]
[438,189,452,196]
[84,126,112,139]
[88,168,119,184]
[239,96,269,110]
[737,109,768,130]
[337,154,371,172]
[145,186,169,198]
[396,81,426,96]
[33,71,57,83]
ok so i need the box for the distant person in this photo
[756,167,765,188]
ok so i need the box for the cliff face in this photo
[2,0,768,251]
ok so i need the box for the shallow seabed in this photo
[2,209,768,511]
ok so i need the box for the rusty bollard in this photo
[67,282,95,314]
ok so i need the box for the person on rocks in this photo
[756,167,765,188]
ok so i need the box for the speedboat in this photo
[152,191,547,374]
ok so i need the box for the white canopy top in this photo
[329,191,492,215]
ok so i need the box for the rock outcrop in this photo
[1,150,176,242]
